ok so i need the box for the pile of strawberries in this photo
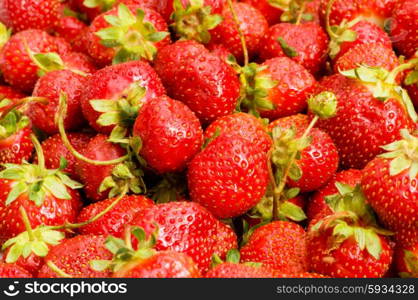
[0,0,416,279]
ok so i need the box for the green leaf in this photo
[277,37,298,58]
[279,201,306,222]
[90,260,111,271]
[31,241,49,257]
[42,176,71,200]
[354,227,366,250]
[389,155,412,176]
[364,230,382,260]
[225,249,240,264]
[285,187,300,199]
[6,181,27,206]
[405,71,418,86]
[32,52,65,73]
[59,157,68,171]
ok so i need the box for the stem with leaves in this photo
[226,0,249,66]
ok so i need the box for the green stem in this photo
[386,61,416,84]
[19,206,34,241]
[47,261,72,278]
[0,97,48,119]
[30,134,45,170]
[325,0,338,39]
[226,0,249,66]
[295,2,306,25]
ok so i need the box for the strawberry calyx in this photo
[148,173,187,204]
[327,18,360,59]
[0,99,30,140]
[95,4,170,63]
[379,129,418,178]
[0,22,11,49]
[399,250,418,278]
[277,37,298,58]
[268,0,291,11]
[83,0,116,12]
[170,0,223,44]
[279,0,313,24]
[211,249,263,268]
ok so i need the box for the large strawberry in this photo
[188,133,269,219]
[133,95,203,173]
[81,60,165,135]
[213,222,238,260]
[154,40,240,124]
[0,262,32,278]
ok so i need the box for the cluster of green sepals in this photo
[0,98,30,140]
[84,0,116,12]
[273,0,314,23]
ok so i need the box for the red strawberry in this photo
[154,40,240,124]
[133,95,203,173]
[87,4,170,66]
[128,201,227,272]
[395,244,418,278]
[0,122,33,165]
[204,112,272,154]
[277,272,329,278]
[308,169,362,221]
[37,235,113,278]
[69,0,109,22]
[81,60,165,134]
[0,262,32,278]
[0,0,60,32]
[241,0,285,25]
[268,113,309,131]
[213,222,238,260]
[259,22,329,74]
[188,133,269,219]
[240,221,308,274]
[0,86,26,100]
[77,195,155,237]
[38,133,92,179]
[208,2,268,63]
[54,16,88,48]
[389,0,418,58]
[206,262,277,278]
[30,69,88,135]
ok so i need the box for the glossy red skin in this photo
[0,262,32,278]
[334,43,399,73]
[133,96,203,173]
[312,74,415,169]
[204,112,272,154]
[308,229,393,278]
[3,248,44,276]
[54,16,88,47]
[154,40,240,124]
[0,179,82,244]
[77,195,155,237]
[87,5,170,66]
[395,242,418,277]
[71,27,90,55]
[206,263,278,278]
[208,2,268,63]
[241,0,283,25]
[268,113,310,132]
[30,70,87,135]
[114,251,201,278]
[240,221,308,274]
[0,127,33,164]
[76,134,126,202]
[362,157,418,230]
[120,0,174,22]
[0,30,69,92]
[38,133,92,179]
[37,235,113,278]
[390,0,418,58]
[259,22,329,75]
[0,86,26,100]
[395,227,418,249]
[82,60,165,134]
[0,0,60,32]
[319,0,397,27]
[128,201,221,272]
[333,20,392,62]
[188,133,269,219]
[277,272,329,278]
[60,52,97,75]
[69,0,104,22]
[308,169,363,221]
[257,57,316,120]
[213,222,238,260]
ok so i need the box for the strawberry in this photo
[361,130,418,230]
[389,0,418,58]
[128,201,229,272]
[213,222,238,260]
[0,0,60,32]
[133,95,203,173]
[204,112,272,154]
[395,244,418,278]
[259,22,329,74]
[188,133,269,219]
[240,221,308,274]
[38,133,92,179]
[154,40,240,124]
[308,169,362,221]
[30,70,88,135]
[37,235,113,278]
[241,0,285,25]
[77,195,155,237]
[58,52,97,75]
[81,60,165,134]
[69,0,111,22]
[268,113,309,131]
[0,86,26,100]
[87,4,170,66]
[0,262,32,278]
[208,2,268,63]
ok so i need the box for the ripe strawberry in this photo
[154,40,240,124]
[59,52,97,75]
[128,201,229,272]
[208,2,268,63]
[133,95,203,173]
[77,195,155,237]
[0,86,26,100]
[87,4,170,66]
[240,221,308,274]
[389,0,418,58]
[38,133,92,179]
[308,169,362,221]
[188,133,269,219]
[0,262,32,278]
[81,60,165,134]
[30,70,88,135]
[361,130,418,230]
[0,0,60,32]
[204,112,272,154]
[241,0,285,25]
[0,30,70,92]
[37,235,113,278]
[69,0,109,22]
[213,222,238,260]
[259,22,329,74]
[206,262,277,278]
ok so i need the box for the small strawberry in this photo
[133,95,203,173]
[259,22,329,74]
[277,272,328,278]
[0,262,32,278]
[154,40,240,124]
[0,86,26,100]
[240,221,308,274]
